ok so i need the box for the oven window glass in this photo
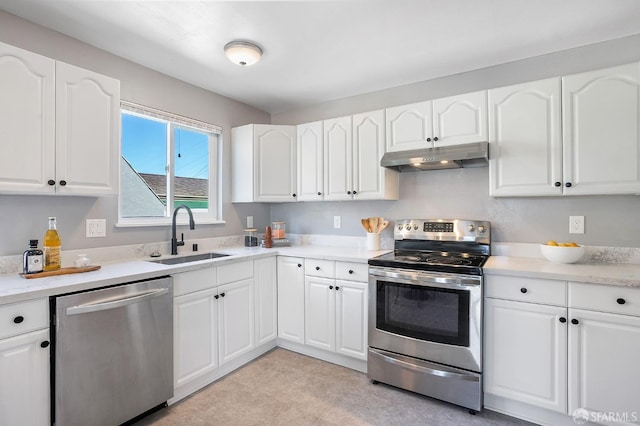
[376,281,470,346]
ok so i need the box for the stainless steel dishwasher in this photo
[51,276,173,426]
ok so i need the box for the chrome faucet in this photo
[171,205,195,255]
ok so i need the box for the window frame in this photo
[117,101,224,227]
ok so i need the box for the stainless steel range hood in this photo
[380,142,489,172]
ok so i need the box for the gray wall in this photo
[270,33,640,248]
[1,10,639,255]
[0,11,271,256]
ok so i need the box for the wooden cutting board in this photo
[20,265,101,279]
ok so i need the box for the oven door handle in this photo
[369,267,480,289]
[373,349,478,382]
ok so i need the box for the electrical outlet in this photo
[569,216,585,234]
[247,216,253,228]
[334,216,341,229]
[86,219,106,238]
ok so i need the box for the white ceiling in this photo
[2,0,640,114]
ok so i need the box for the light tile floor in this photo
[136,348,536,425]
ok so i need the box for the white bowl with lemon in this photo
[540,241,585,264]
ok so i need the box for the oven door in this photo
[368,266,482,372]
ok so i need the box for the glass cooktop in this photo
[368,249,489,276]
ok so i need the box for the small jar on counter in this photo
[272,221,286,239]
[244,228,258,247]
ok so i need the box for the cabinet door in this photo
[352,110,398,200]
[0,329,50,426]
[277,257,305,344]
[324,115,353,200]
[569,309,640,424]
[433,91,488,147]
[385,100,432,152]
[484,298,567,414]
[55,61,120,195]
[304,276,335,352]
[335,280,368,360]
[254,257,277,346]
[218,278,255,365]
[297,121,324,201]
[253,124,297,202]
[488,78,562,197]
[562,63,640,195]
[174,288,219,389]
[0,42,55,194]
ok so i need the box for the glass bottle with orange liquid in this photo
[44,216,61,271]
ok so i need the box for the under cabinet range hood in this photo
[380,142,489,172]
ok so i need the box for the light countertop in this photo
[3,242,639,306]
[0,245,390,305]
[485,256,640,288]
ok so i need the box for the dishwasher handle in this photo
[66,288,170,316]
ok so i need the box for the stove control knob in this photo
[405,224,412,231]
[397,224,403,231]
[468,225,475,232]
[413,224,419,230]
[478,225,486,234]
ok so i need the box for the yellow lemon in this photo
[567,242,579,247]
[546,240,559,246]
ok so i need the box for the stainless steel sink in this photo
[149,252,229,265]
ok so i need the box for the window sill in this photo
[116,218,226,228]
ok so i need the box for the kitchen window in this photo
[118,101,222,226]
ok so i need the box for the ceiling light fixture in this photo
[224,41,263,66]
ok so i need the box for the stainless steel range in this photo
[367,219,490,412]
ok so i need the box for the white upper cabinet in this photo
[489,63,640,197]
[55,61,120,195]
[433,91,488,147]
[324,111,398,201]
[385,100,433,152]
[352,109,398,200]
[0,42,55,194]
[386,91,487,152]
[324,115,353,200]
[297,121,324,201]
[232,124,297,202]
[562,63,640,195]
[489,78,563,196]
[0,42,120,196]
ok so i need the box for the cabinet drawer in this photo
[173,267,217,297]
[335,261,368,282]
[0,298,48,339]
[218,260,254,285]
[485,275,567,306]
[569,282,640,317]
[304,258,335,279]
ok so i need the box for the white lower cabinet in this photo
[173,259,275,401]
[0,298,50,426]
[254,257,277,346]
[568,282,640,426]
[0,329,50,426]
[305,276,335,351]
[334,279,368,360]
[174,285,219,389]
[484,298,567,413]
[304,259,368,360]
[218,278,255,365]
[277,256,306,344]
[485,276,640,426]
